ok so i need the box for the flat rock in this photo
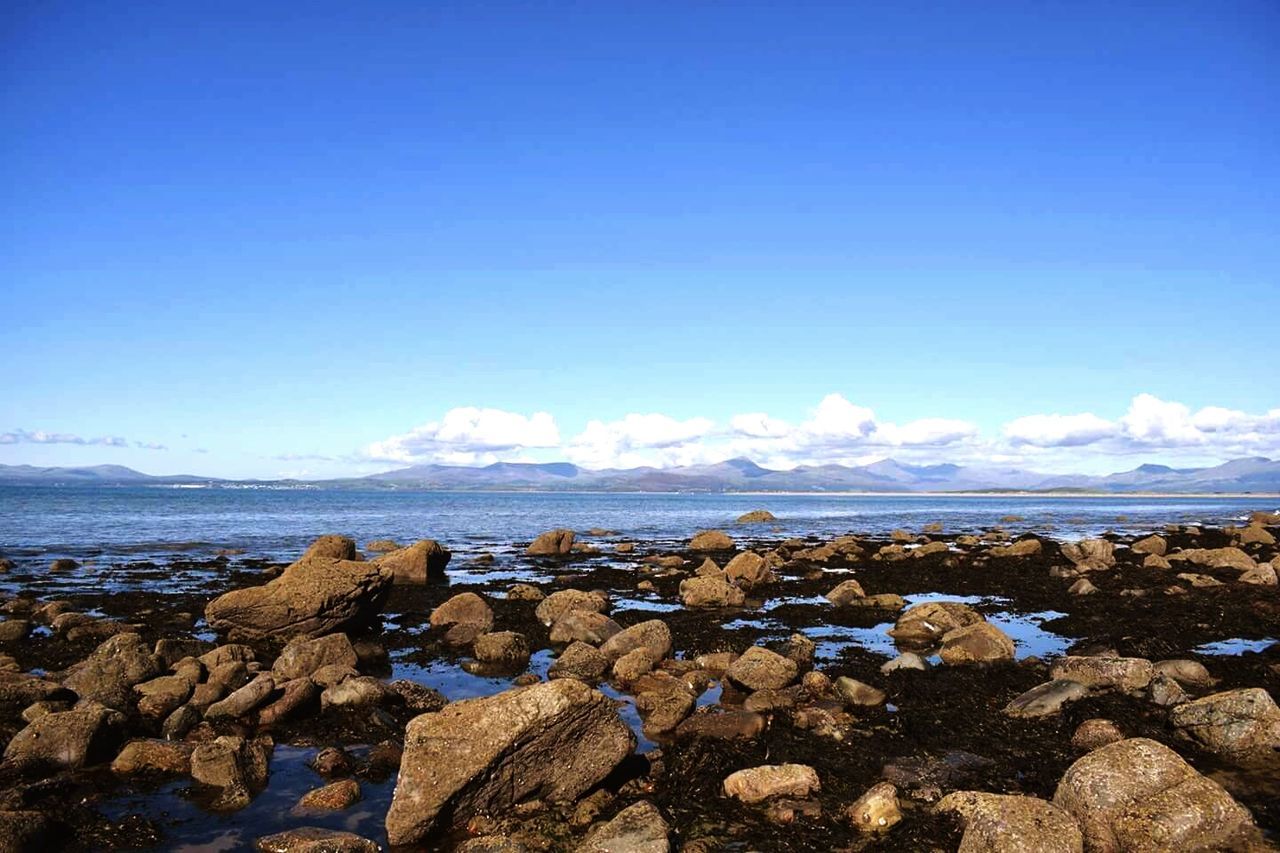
[1004,680,1089,718]
[1049,656,1154,692]
[723,764,820,803]
[576,800,669,852]
[255,827,379,853]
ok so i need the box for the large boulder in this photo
[937,791,1082,852]
[535,589,607,626]
[62,632,161,709]
[679,576,745,608]
[550,611,621,646]
[1053,738,1256,851]
[376,540,451,583]
[527,529,576,557]
[723,552,771,588]
[204,543,392,640]
[385,680,635,846]
[1168,688,1280,761]
[299,535,360,561]
[737,510,776,524]
[938,622,1015,665]
[725,647,798,692]
[272,634,358,681]
[3,707,124,770]
[1131,535,1167,557]
[599,620,672,663]
[888,602,984,648]
[1061,539,1116,571]
[689,530,735,551]
[429,593,494,646]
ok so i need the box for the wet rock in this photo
[190,735,272,810]
[457,837,527,853]
[1071,719,1125,751]
[881,652,928,674]
[257,677,320,725]
[1004,680,1089,718]
[310,746,354,778]
[888,601,984,648]
[365,539,400,553]
[693,557,722,577]
[1143,554,1172,570]
[320,676,392,710]
[744,687,799,712]
[384,679,634,846]
[779,633,816,671]
[298,778,361,811]
[678,576,745,608]
[474,631,532,666]
[599,619,671,663]
[0,619,31,642]
[549,642,609,682]
[576,800,669,852]
[1049,656,1154,692]
[676,707,766,740]
[1146,673,1190,707]
[737,510,776,523]
[255,827,379,853]
[273,633,358,681]
[430,592,494,646]
[507,583,545,602]
[1234,524,1276,545]
[62,632,161,710]
[914,541,950,558]
[989,539,1042,558]
[535,589,608,626]
[49,558,79,571]
[1131,535,1167,556]
[549,611,621,645]
[846,781,902,834]
[612,648,656,684]
[1061,538,1116,571]
[205,673,275,720]
[725,647,798,691]
[689,530,734,551]
[635,689,695,734]
[825,579,867,605]
[723,764,820,803]
[882,751,995,802]
[1153,659,1214,690]
[1171,546,1256,572]
[834,676,886,707]
[204,545,392,640]
[133,674,194,719]
[3,707,124,770]
[111,738,193,776]
[937,791,1082,853]
[300,535,360,562]
[1068,578,1098,595]
[162,703,202,740]
[724,552,771,588]
[938,622,1015,665]
[1053,737,1256,851]
[527,529,575,556]
[1168,688,1280,761]
[376,540,451,582]
[200,643,256,670]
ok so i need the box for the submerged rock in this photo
[385,680,634,846]
[737,510,776,523]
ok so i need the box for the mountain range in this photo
[2,457,1279,493]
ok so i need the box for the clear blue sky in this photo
[3,1,1277,478]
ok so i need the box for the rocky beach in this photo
[0,509,1278,851]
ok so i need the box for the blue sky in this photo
[3,1,1277,478]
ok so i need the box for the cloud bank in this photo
[362,393,1280,472]
[0,429,166,451]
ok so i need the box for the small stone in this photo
[846,781,902,833]
[723,764,820,803]
[297,778,361,811]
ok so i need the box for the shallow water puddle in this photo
[1194,637,1278,656]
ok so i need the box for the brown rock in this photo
[272,633,358,681]
[723,764,820,803]
[298,778,361,811]
[474,631,532,666]
[1169,688,1280,761]
[938,622,1015,665]
[725,646,798,691]
[689,530,734,551]
[535,589,608,626]
[376,540,451,582]
[549,611,621,645]
[847,781,902,834]
[938,791,1082,852]
[723,552,771,588]
[430,592,494,646]
[527,529,576,556]
[599,620,672,663]
[1049,656,1154,692]
[679,576,745,608]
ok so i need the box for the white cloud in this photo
[365,407,560,465]
[1004,412,1117,447]
[0,429,161,449]
[566,413,715,469]
[729,412,793,438]
[1118,393,1203,446]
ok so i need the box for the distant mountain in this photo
[3,457,1279,493]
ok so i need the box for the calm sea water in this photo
[0,485,1274,564]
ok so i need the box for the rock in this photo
[737,510,776,524]
[912,541,950,559]
[636,689,695,734]
[847,781,902,833]
[204,545,391,640]
[1171,547,1257,572]
[612,648,656,684]
[599,620,671,663]
[1072,719,1125,751]
[723,764,820,803]
[723,552,771,588]
[1068,578,1098,596]
[1004,680,1089,718]
[1131,535,1167,556]
[257,677,320,725]
[298,778,361,811]
[111,738,193,776]
[527,529,576,556]
[535,589,607,626]
[725,647,798,691]
[0,810,53,851]
[0,619,31,642]
[549,642,610,682]
[384,680,634,846]
[507,583,545,602]
[938,622,1015,665]
[937,791,1083,852]
[1239,563,1278,586]
[273,634,358,681]
[989,539,1042,558]
[743,687,798,712]
[62,632,161,709]
[825,579,867,605]
[881,652,928,674]
[190,735,272,810]
[694,557,722,577]
[133,674,194,719]
[49,558,79,572]
[689,530,734,551]
[206,673,276,720]
[1235,524,1276,545]
[387,680,447,713]
[779,633,816,671]
[834,676,886,707]
[365,539,400,553]
[375,540,451,582]
[1177,571,1225,587]
[162,704,202,740]
[3,707,123,770]
[1154,659,1214,690]
[474,631,531,666]
[255,827,379,853]
[679,576,745,608]
[300,535,360,562]
[430,592,494,646]
[1049,656,1154,692]
[1053,738,1256,851]
[1147,673,1190,707]
[549,611,621,645]
[1061,538,1116,571]
[577,800,669,852]
[888,602,984,648]
[1169,688,1280,761]
[321,676,392,710]
[200,643,256,669]
[675,707,766,740]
